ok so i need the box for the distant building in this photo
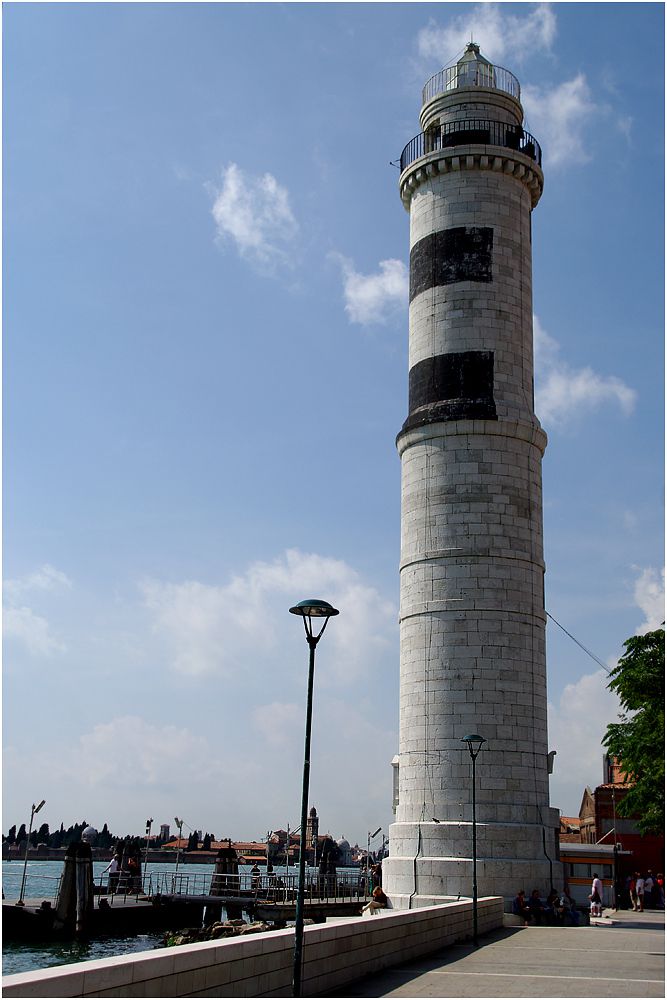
[306,806,319,857]
[336,837,353,867]
[560,756,664,896]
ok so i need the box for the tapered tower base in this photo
[385,814,560,908]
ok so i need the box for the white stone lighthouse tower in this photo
[384,44,561,907]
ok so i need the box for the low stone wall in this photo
[2,896,503,998]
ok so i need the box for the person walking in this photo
[629,873,639,911]
[644,871,654,909]
[590,873,603,917]
[636,872,645,912]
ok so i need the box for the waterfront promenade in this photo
[327,909,665,998]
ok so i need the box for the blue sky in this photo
[3,2,664,847]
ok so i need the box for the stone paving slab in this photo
[323,910,664,998]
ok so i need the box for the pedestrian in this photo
[629,873,638,911]
[636,872,645,912]
[102,853,121,895]
[589,873,603,917]
[644,871,654,909]
[250,863,261,891]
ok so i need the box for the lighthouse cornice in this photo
[396,416,548,458]
[400,145,544,211]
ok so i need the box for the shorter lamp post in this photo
[367,826,381,891]
[289,598,339,999]
[144,818,153,889]
[17,799,46,905]
[173,817,184,890]
[461,734,486,946]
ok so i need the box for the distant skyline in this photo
[3,3,664,845]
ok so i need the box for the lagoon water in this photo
[2,858,331,976]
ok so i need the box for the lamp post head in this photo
[289,599,339,643]
[33,800,46,815]
[461,734,486,760]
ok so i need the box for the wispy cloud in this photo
[4,564,72,600]
[548,668,620,812]
[633,566,665,633]
[417,2,556,66]
[3,564,71,656]
[3,605,66,656]
[333,254,408,326]
[208,163,298,272]
[141,549,396,680]
[522,75,599,168]
[534,316,635,425]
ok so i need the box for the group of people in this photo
[512,887,581,926]
[627,871,664,911]
[102,851,141,894]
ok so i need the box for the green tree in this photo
[603,627,664,835]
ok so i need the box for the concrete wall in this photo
[2,896,503,998]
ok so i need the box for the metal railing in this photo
[118,868,370,904]
[423,63,520,104]
[400,118,542,172]
[2,869,63,906]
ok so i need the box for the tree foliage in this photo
[603,628,664,835]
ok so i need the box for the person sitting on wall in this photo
[528,888,547,924]
[362,886,388,915]
[545,888,560,923]
[512,889,531,925]
[558,887,580,926]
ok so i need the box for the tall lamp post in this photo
[289,598,339,998]
[461,734,486,946]
[17,799,46,905]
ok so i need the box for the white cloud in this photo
[4,564,72,600]
[209,163,298,271]
[633,566,665,634]
[417,3,556,66]
[548,669,621,814]
[522,74,598,168]
[3,564,71,656]
[334,255,408,326]
[534,315,635,425]
[77,716,212,788]
[252,702,302,749]
[141,549,396,681]
[3,605,66,656]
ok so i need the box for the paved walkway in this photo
[324,909,664,998]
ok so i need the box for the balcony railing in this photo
[400,118,542,172]
[423,64,520,105]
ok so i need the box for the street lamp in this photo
[289,598,339,998]
[17,799,46,905]
[367,827,381,891]
[461,734,486,946]
[173,817,184,889]
[144,818,153,888]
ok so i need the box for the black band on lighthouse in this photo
[401,350,497,431]
[409,226,493,302]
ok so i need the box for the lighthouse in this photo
[384,44,561,907]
